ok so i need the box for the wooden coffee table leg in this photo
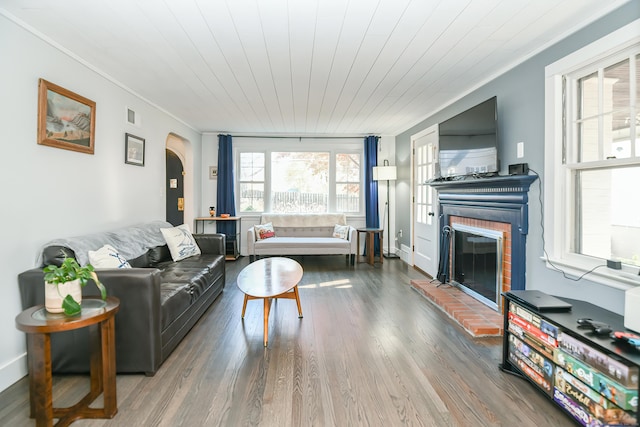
[241,294,249,318]
[293,286,303,318]
[263,298,270,347]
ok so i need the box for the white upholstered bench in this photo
[246,213,357,265]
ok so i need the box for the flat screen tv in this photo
[437,96,498,178]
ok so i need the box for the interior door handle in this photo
[428,212,435,216]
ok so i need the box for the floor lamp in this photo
[373,159,398,258]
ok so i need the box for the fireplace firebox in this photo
[452,224,503,310]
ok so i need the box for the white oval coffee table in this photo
[237,257,303,346]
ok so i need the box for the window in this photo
[235,139,363,215]
[335,153,361,213]
[271,152,329,213]
[545,20,640,286]
[239,152,265,212]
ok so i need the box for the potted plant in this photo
[43,257,107,316]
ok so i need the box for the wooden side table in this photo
[356,228,384,266]
[193,216,242,260]
[15,297,120,427]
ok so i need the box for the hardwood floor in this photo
[0,256,573,426]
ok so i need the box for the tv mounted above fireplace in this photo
[437,96,498,179]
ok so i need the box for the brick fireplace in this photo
[411,175,537,336]
[433,174,537,294]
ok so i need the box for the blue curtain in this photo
[216,134,236,238]
[364,135,380,255]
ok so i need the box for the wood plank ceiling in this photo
[1,0,632,135]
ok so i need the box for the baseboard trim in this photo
[0,352,27,393]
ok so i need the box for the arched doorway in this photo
[166,149,184,226]
[165,133,193,227]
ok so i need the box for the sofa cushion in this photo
[254,236,350,250]
[332,224,350,239]
[254,223,275,240]
[261,213,346,227]
[88,244,132,269]
[161,224,201,261]
[128,251,149,268]
[147,245,172,267]
[159,254,223,301]
[160,283,192,331]
[42,246,77,267]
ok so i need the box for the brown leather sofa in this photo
[18,221,225,376]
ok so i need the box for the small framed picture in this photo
[209,166,218,179]
[125,133,145,166]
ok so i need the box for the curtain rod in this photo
[230,135,376,140]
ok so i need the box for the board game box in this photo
[555,349,638,411]
[559,332,638,388]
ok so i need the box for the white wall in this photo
[378,136,397,255]
[201,133,219,219]
[0,15,202,393]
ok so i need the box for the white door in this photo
[412,125,438,277]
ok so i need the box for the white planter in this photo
[45,279,82,313]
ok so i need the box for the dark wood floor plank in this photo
[0,255,574,426]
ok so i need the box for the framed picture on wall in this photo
[125,133,145,166]
[37,79,96,154]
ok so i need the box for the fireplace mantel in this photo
[429,174,538,292]
[428,174,537,195]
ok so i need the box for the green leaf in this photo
[62,295,82,316]
[89,271,107,300]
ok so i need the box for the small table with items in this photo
[15,297,120,427]
[193,216,241,260]
[356,227,384,266]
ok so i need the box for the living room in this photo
[1,1,639,425]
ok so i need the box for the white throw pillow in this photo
[333,224,349,240]
[254,223,276,240]
[160,224,202,261]
[88,244,132,269]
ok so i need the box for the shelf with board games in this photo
[501,292,640,426]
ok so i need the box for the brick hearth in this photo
[410,279,503,337]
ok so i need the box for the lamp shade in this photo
[372,165,397,181]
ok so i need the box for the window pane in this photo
[240,152,264,181]
[271,152,329,213]
[578,72,598,120]
[605,59,631,159]
[336,153,360,182]
[577,167,640,266]
[240,183,264,212]
[336,153,360,212]
[636,54,640,107]
[336,183,359,212]
[635,54,639,157]
[578,118,599,162]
